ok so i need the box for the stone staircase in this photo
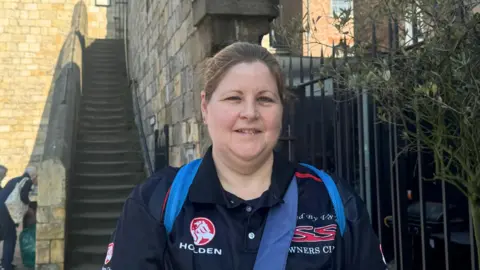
[65,39,145,270]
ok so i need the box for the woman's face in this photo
[201,61,283,162]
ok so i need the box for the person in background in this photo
[0,167,37,270]
[0,166,7,189]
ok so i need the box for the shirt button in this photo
[245,205,252,213]
[248,232,255,240]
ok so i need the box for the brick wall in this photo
[306,0,354,56]
[262,0,354,57]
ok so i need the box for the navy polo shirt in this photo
[102,148,387,270]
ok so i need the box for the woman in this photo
[0,166,37,270]
[104,42,386,270]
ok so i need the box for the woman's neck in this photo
[212,148,274,201]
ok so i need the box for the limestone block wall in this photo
[84,0,123,38]
[127,0,278,168]
[0,0,118,180]
[0,0,83,180]
[127,0,202,167]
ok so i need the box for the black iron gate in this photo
[275,36,477,270]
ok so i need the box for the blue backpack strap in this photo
[253,176,298,270]
[163,159,203,233]
[299,163,346,236]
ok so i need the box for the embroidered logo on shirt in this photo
[104,243,114,264]
[292,224,337,243]
[190,217,216,246]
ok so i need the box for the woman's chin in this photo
[229,144,266,161]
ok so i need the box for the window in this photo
[331,0,351,16]
[95,0,111,7]
[404,5,426,46]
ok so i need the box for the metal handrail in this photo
[120,1,154,176]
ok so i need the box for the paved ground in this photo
[0,225,32,270]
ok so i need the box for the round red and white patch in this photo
[190,217,216,246]
[104,243,114,264]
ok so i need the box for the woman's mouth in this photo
[235,129,261,135]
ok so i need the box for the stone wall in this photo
[127,0,278,168]
[0,0,113,180]
[0,0,117,179]
[84,0,122,38]
[0,0,121,268]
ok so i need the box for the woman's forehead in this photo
[214,62,278,93]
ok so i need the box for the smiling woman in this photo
[103,42,387,270]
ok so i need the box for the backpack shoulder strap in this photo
[147,159,202,231]
[162,159,202,233]
[299,163,346,236]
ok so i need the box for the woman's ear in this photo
[200,91,208,124]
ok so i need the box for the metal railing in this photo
[114,0,154,176]
[277,19,477,270]
[116,0,170,176]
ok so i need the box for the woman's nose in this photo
[239,100,258,119]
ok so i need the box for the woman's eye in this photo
[226,96,241,101]
[258,96,274,103]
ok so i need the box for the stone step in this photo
[71,184,135,202]
[74,172,144,186]
[82,98,126,106]
[82,92,127,99]
[83,69,127,77]
[70,212,121,231]
[84,54,124,60]
[83,68,125,75]
[76,151,142,163]
[69,245,109,267]
[76,149,142,163]
[71,198,126,215]
[80,114,127,122]
[80,114,132,123]
[76,160,143,174]
[78,128,130,135]
[88,38,123,44]
[88,46,124,54]
[81,106,126,114]
[85,50,124,56]
[76,139,139,151]
[84,82,127,89]
[84,64,125,71]
[83,86,127,93]
[83,84,128,90]
[83,89,127,96]
[84,60,125,68]
[76,132,135,142]
[79,121,131,131]
[84,75,127,83]
[87,48,124,55]
[85,63,126,70]
[68,228,114,249]
[83,89,129,97]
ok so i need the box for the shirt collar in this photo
[187,147,295,208]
